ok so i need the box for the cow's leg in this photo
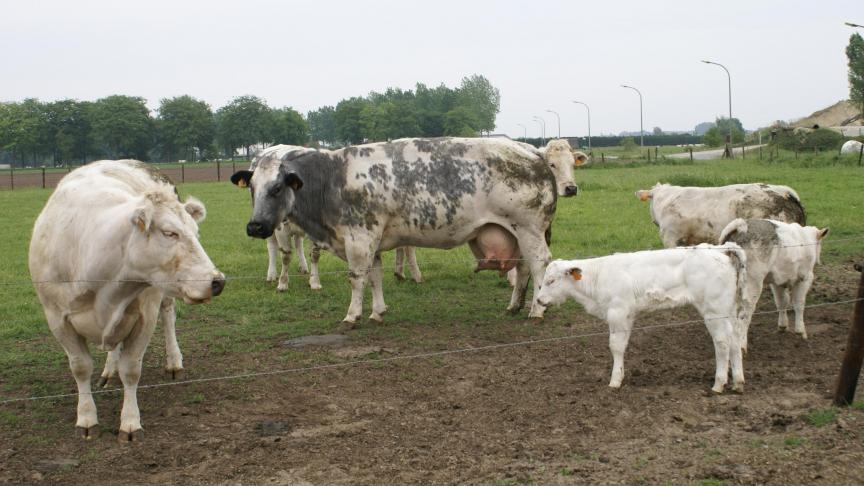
[514,232,552,318]
[506,267,517,287]
[369,252,388,322]
[703,314,734,393]
[277,243,292,292]
[507,259,531,314]
[266,236,279,282]
[405,246,422,283]
[737,275,765,354]
[771,283,790,331]
[98,346,120,388]
[161,298,183,379]
[309,244,322,290]
[116,295,159,442]
[343,242,376,326]
[394,247,406,281]
[790,277,813,339]
[48,311,99,438]
[607,309,633,388]
[659,229,679,249]
[294,236,309,274]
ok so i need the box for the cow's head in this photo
[813,226,830,265]
[535,259,584,309]
[540,139,579,197]
[231,157,303,239]
[128,192,225,304]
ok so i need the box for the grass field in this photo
[2,156,864,484]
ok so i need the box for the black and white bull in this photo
[231,137,560,326]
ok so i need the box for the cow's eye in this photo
[161,230,179,240]
[550,163,556,168]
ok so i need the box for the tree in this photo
[334,97,368,144]
[455,75,500,134]
[847,33,864,115]
[270,107,309,145]
[216,95,272,157]
[89,95,154,160]
[652,127,663,136]
[702,117,744,147]
[443,106,479,137]
[619,136,637,153]
[307,106,337,146]
[158,95,214,162]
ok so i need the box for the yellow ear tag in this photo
[638,191,650,202]
[569,268,582,281]
[238,179,248,188]
[137,219,146,232]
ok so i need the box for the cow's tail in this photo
[723,242,749,339]
[719,218,748,244]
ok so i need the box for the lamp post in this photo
[620,85,644,148]
[516,123,527,140]
[571,100,591,154]
[532,116,546,146]
[702,60,733,158]
[845,22,864,28]
[545,109,561,139]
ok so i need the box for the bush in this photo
[773,128,845,152]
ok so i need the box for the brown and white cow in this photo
[232,137,562,326]
[29,160,224,441]
[635,183,806,248]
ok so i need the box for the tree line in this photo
[0,74,500,167]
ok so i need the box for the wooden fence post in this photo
[689,147,693,161]
[859,143,863,166]
[181,164,185,184]
[759,147,762,161]
[655,146,659,159]
[232,161,236,174]
[601,153,605,163]
[834,263,864,406]
[217,160,221,182]
[741,146,745,159]
[9,165,13,190]
[41,167,46,189]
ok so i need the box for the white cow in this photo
[840,140,863,155]
[720,218,829,350]
[535,244,747,393]
[635,183,806,248]
[29,160,225,441]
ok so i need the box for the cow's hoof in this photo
[117,429,142,443]
[309,282,323,291]
[340,318,358,331]
[277,285,288,292]
[731,383,745,394]
[505,305,522,315]
[796,331,808,340]
[369,313,384,323]
[266,275,277,283]
[412,277,423,284]
[393,272,406,282]
[76,425,100,439]
[97,375,118,388]
[164,368,184,381]
[299,268,309,275]
[711,385,725,394]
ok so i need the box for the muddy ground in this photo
[2,264,864,485]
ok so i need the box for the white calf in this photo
[536,244,747,393]
[720,219,829,349]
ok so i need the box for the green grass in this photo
[784,436,806,448]
[1,158,863,401]
[804,408,838,427]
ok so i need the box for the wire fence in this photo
[2,296,861,406]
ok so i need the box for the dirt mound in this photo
[792,100,862,128]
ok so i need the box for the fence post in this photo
[834,263,864,406]
[9,165,13,190]
[181,163,185,184]
[795,149,798,160]
[232,161,236,174]
[41,167,46,189]
[689,147,693,161]
[859,143,863,166]
[741,146,745,159]
[655,146,659,159]
[646,149,651,162]
[217,160,221,182]
[759,147,762,161]
[601,153,605,163]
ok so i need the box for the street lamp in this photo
[516,123,527,140]
[532,116,546,146]
[620,85,644,148]
[545,109,561,139]
[571,100,591,154]
[702,60,733,158]
[845,22,864,28]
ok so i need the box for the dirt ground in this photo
[2,264,864,485]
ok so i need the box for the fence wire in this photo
[1,296,862,406]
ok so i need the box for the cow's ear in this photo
[817,227,830,240]
[567,267,582,281]
[635,190,652,202]
[285,172,303,191]
[184,196,207,223]
[231,170,254,188]
[131,200,154,233]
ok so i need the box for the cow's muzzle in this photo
[211,276,226,297]
[246,221,273,239]
[563,185,579,197]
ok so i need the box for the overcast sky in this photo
[2,0,860,137]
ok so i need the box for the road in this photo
[668,145,765,160]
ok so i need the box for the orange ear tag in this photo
[569,268,582,281]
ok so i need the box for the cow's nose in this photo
[564,185,579,197]
[246,221,271,238]
[211,277,225,297]
[537,298,550,308]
